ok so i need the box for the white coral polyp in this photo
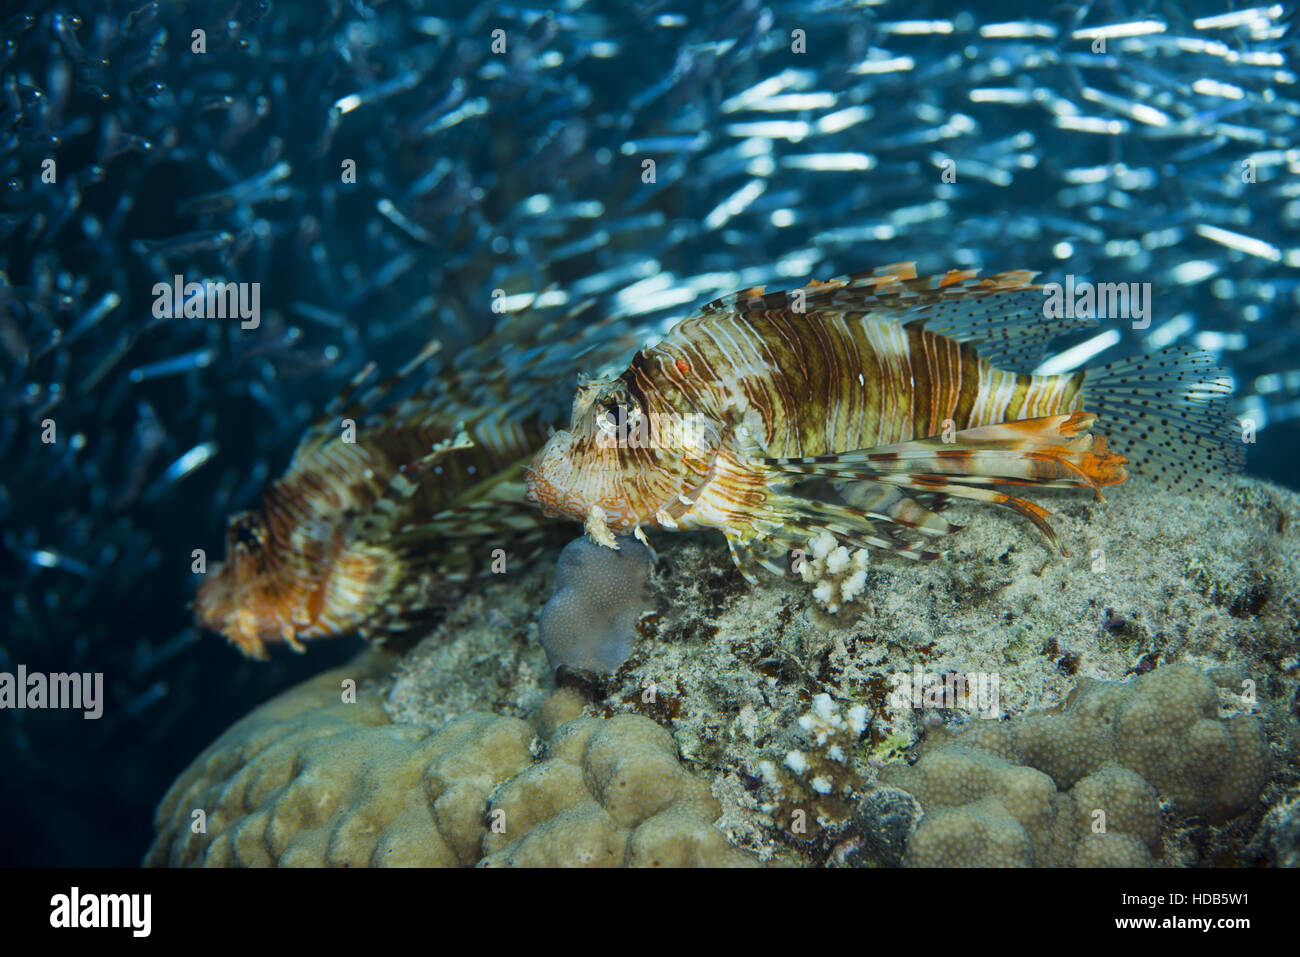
[801,534,871,612]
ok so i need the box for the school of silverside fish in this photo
[1,0,1298,864]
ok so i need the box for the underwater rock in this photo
[150,476,1300,866]
[538,534,653,675]
[146,652,753,867]
[867,664,1268,867]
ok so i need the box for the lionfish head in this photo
[525,372,718,536]
[193,510,288,660]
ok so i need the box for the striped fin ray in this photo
[411,495,560,541]
[351,339,444,416]
[727,536,790,581]
[719,496,943,586]
[370,494,558,638]
[301,340,443,446]
[771,481,963,540]
[760,412,1130,555]
[357,427,475,540]
[716,480,960,585]
[309,360,377,434]
[776,495,956,555]
[699,262,1094,372]
[836,484,968,547]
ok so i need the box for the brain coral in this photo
[146,657,752,867]
[538,534,653,674]
[483,711,753,866]
[873,664,1270,867]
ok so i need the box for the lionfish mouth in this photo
[523,437,594,524]
[525,435,645,544]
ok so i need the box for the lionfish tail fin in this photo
[761,413,1131,555]
[1081,346,1244,492]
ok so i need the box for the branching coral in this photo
[799,531,870,613]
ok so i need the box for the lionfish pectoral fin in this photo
[715,482,947,585]
[340,341,442,423]
[702,451,953,581]
[584,505,620,548]
[297,340,443,449]
[723,529,792,585]
[759,490,949,561]
[760,413,1130,556]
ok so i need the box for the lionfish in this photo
[525,263,1240,581]
[195,298,647,660]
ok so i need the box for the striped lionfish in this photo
[195,299,646,660]
[525,263,1240,582]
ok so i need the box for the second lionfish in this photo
[526,263,1240,580]
[194,298,648,659]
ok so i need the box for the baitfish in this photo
[525,263,1240,582]
[194,340,554,660]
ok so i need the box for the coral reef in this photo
[147,661,751,867]
[483,699,753,866]
[1252,795,1300,868]
[146,651,541,866]
[538,535,653,674]
[867,665,1268,866]
[150,475,1299,867]
[799,532,871,613]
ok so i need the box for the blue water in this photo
[1,0,1296,865]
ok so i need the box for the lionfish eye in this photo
[595,402,635,430]
[232,520,261,549]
